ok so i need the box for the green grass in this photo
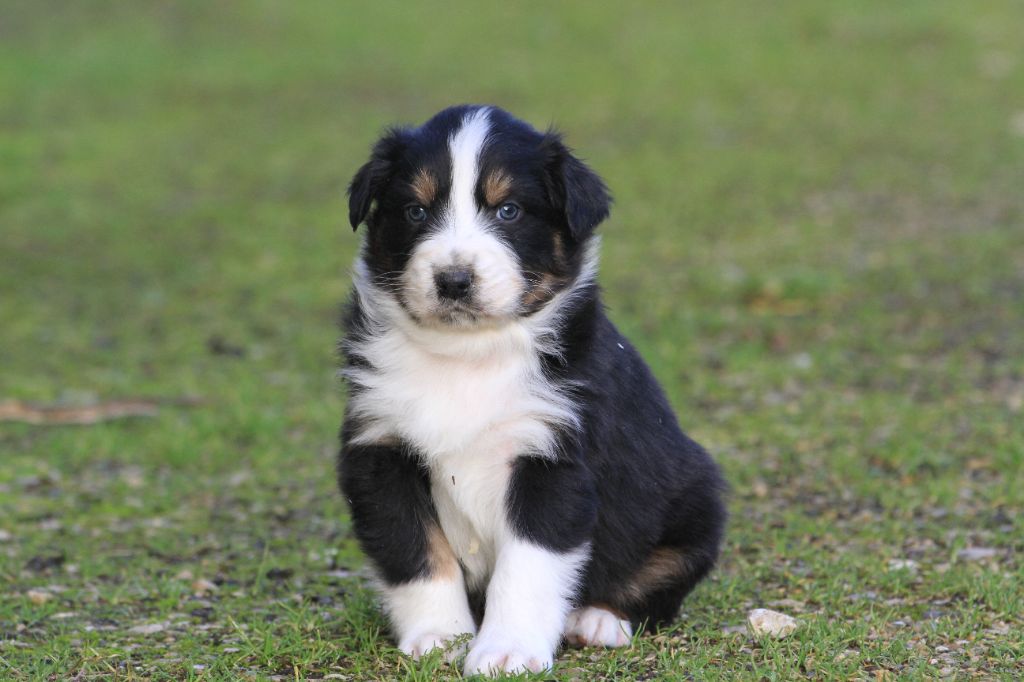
[2,1,1023,679]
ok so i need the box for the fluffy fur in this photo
[337,105,726,676]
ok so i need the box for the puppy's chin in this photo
[397,283,525,331]
[417,302,513,331]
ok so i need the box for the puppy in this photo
[337,105,726,676]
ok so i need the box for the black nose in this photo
[434,267,474,301]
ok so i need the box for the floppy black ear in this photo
[541,132,611,241]
[347,128,408,230]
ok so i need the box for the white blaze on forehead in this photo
[447,107,492,231]
[397,107,525,323]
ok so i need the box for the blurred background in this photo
[1,2,1021,679]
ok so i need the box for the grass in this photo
[1,1,1022,679]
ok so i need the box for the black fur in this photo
[338,105,726,636]
[502,283,727,630]
[337,438,438,585]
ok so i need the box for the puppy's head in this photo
[348,105,609,328]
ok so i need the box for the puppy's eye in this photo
[496,203,520,221]
[406,205,428,223]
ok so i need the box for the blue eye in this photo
[406,205,428,222]
[497,203,520,221]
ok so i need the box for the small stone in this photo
[849,591,879,602]
[791,352,813,370]
[26,589,51,605]
[751,479,769,498]
[957,547,997,561]
[747,608,799,638]
[887,559,918,573]
[325,569,352,579]
[128,622,168,635]
[0,529,12,542]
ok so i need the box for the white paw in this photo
[463,633,553,676]
[563,606,633,648]
[399,631,469,662]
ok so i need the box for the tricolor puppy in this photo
[338,105,726,676]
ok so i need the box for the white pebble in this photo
[747,608,799,638]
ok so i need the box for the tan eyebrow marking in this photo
[483,169,513,205]
[410,169,438,205]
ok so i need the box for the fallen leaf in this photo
[192,578,218,595]
[0,396,201,425]
[26,589,51,605]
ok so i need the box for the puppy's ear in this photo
[541,131,611,242]
[347,128,408,230]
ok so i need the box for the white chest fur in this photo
[345,305,578,587]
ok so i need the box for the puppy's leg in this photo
[463,539,588,675]
[463,456,596,676]
[381,568,474,660]
[339,442,475,659]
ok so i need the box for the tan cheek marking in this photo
[483,170,513,205]
[426,522,460,580]
[521,272,568,309]
[520,231,572,310]
[410,169,437,205]
[613,547,692,606]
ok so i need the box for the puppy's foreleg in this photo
[339,442,475,659]
[381,571,475,660]
[463,455,596,676]
[463,539,588,674]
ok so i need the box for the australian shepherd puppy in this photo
[337,105,726,676]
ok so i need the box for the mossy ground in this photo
[1,2,1022,679]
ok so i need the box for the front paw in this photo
[463,633,553,676]
[399,631,469,662]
